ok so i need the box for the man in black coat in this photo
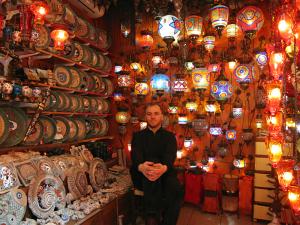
[130,102,183,225]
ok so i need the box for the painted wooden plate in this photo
[90,49,99,67]
[97,118,109,136]
[69,95,80,112]
[1,106,28,147]
[44,91,60,111]
[68,67,82,90]
[91,74,105,93]
[71,42,85,62]
[53,116,70,143]
[65,118,78,142]
[53,66,72,87]
[39,116,57,144]
[79,70,89,91]
[82,46,92,65]
[89,97,98,112]
[75,17,89,38]
[55,92,68,111]
[86,74,96,92]
[103,78,114,96]
[61,92,71,112]
[96,52,106,70]
[0,107,9,145]
[73,118,86,140]
[67,169,88,200]
[87,117,101,137]
[103,55,112,72]
[87,22,97,42]
[82,96,91,112]
[14,160,38,187]
[0,163,21,194]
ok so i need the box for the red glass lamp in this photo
[50,29,69,50]
[288,186,300,215]
[276,159,295,191]
[30,1,48,25]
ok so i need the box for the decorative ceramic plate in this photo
[87,117,101,137]
[98,118,109,136]
[22,118,44,146]
[101,99,110,113]
[87,22,97,42]
[95,98,105,113]
[89,159,108,191]
[86,74,96,92]
[55,92,68,111]
[103,56,112,72]
[53,116,70,143]
[0,188,27,224]
[60,93,71,112]
[89,97,98,112]
[68,68,82,90]
[75,17,89,38]
[65,118,78,142]
[97,52,106,70]
[98,29,112,50]
[28,174,66,219]
[69,95,80,112]
[14,160,38,187]
[79,70,89,91]
[82,96,91,112]
[32,25,50,49]
[32,157,59,177]
[0,108,9,145]
[73,118,86,140]
[103,78,114,96]
[44,91,60,111]
[91,74,105,93]
[90,49,99,68]
[1,106,28,147]
[63,5,77,29]
[71,42,85,62]
[39,116,57,144]
[77,96,85,113]
[67,169,88,199]
[53,66,72,87]
[61,40,75,59]
[45,0,65,23]
[82,46,92,65]
[0,163,20,194]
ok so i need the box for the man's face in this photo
[145,105,163,129]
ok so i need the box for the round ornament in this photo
[39,116,57,144]
[1,106,28,147]
[65,118,79,142]
[234,64,254,83]
[211,80,233,101]
[53,116,70,143]
[89,159,108,191]
[53,66,72,87]
[71,42,85,62]
[28,174,66,219]
[73,119,86,140]
[69,95,80,112]
[68,68,82,90]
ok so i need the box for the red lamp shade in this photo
[50,29,69,50]
[266,80,282,116]
[269,51,286,80]
[236,6,264,39]
[288,186,300,215]
[30,1,48,25]
[266,137,283,165]
[276,159,295,191]
[278,14,293,41]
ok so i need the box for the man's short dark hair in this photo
[145,102,163,114]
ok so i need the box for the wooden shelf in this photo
[26,110,112,117]
[36,49,113,77]
[30,82,111,98]
[0,136,114,153]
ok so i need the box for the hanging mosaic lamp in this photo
[185,61,195,71]
[158,15,181,46]
[236,6,264,39]
[191,67,210,92]
[232,103,243,118]
[269,51,286,80]
[255,51,268,70]
[256,114,263,129]
[288,186,300,215]
[278,13,293,41]
[203,35,216,52]
[115,108,131,124]
[266,80,282,116]
[226,129,237,141]
[185,15,203,42]
[186,100,198,112]
[150,73,170,96]
[233,156,246,168]
[211,71,233,108]
[276,160,295,191]
[113,91,125,102]
[242,128,254,144]
[130,62,141,72]
[234,64,254,90]
[152,55,163,67]
[168,105,179,114]
[140,30,154,50]
[114,64,123,74]
[172,75,188,96]
[209,124,223,136]
[134,79,149,97]
[225,24,241,39]
[192,114,208,135]
[117,71,134,88]
[210,4,229,36]
[205,99,217,113]
[178,114,188,125]
[184,137,193,148]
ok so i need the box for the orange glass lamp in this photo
[140,30,153,50]
[50,29,69,50]
[115,110,131,124]
[276,159,295,191]
[177,149,183,159]
[30,1,48,25]
[228,60,238,72]
[266,81,282,116]
[278,14,293,40]
[288,186,300,215]
[266,137,283,165]
[269,51,286,80]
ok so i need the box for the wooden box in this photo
[254,157,272,172]
[253,204,273,221]
[254,188,274,203]
[254,173,275,188]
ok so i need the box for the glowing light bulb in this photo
[278,20,291,33]
[269,87,281,100]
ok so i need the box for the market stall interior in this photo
[0,0,299,224]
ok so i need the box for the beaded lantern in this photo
[185,15,203,41]
[236,6,264,39]
[30,1,48,25]
[118,72,133,88]
[158,15,181,46]
[210,4,229,36]
[150,73,170,96]
[172,76,188,95]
